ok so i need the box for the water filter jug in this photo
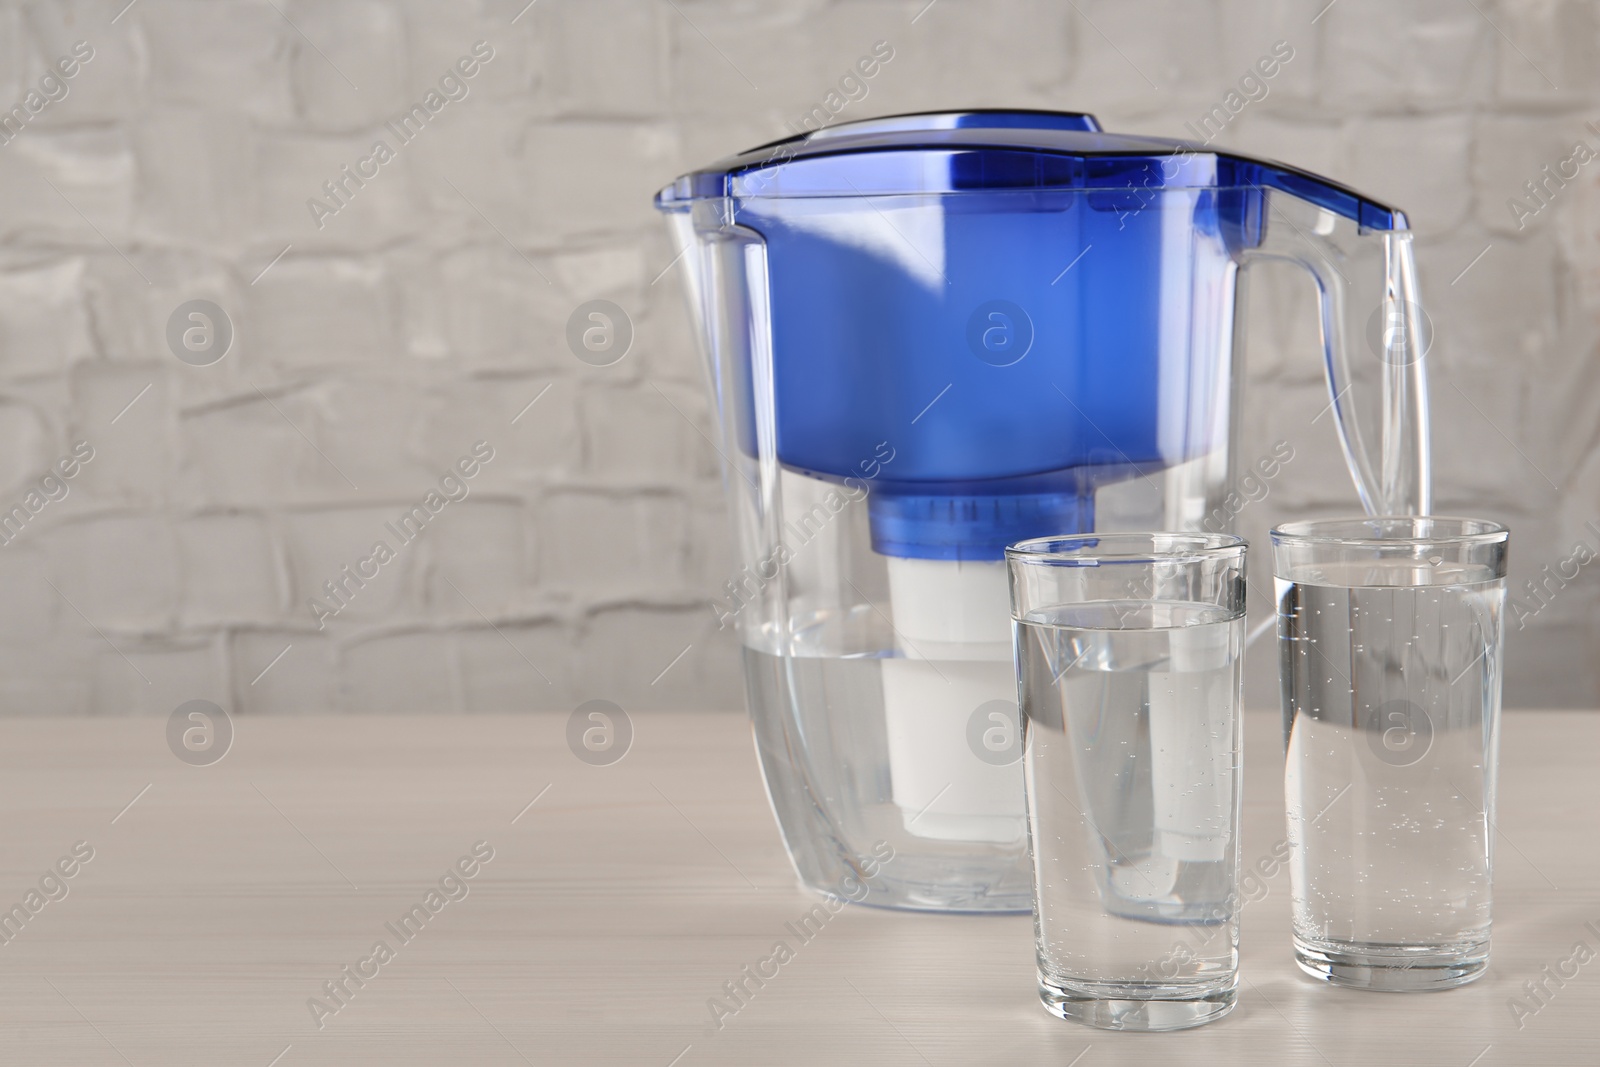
[655,111,1430,911]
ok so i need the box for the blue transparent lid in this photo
[655,109,1408,230]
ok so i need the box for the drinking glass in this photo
[1272,516,1509,991]
[1009,533,1247,1031]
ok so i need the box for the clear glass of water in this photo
[1272,516,1509,991]
[1008,533,1247,1031]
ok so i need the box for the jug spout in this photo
[1226,168,1431,516]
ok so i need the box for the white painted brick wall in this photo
[0,0,1593,716]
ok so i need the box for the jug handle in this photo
[1239,201,1432,516]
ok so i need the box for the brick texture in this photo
[0,0,1593,715]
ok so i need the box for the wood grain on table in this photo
[0,710,1594,1066]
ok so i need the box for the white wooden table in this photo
[0,710,1594,1065]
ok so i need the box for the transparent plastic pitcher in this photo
[655,110,1430,912]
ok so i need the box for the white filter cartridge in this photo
[881,556,1025,844]
[1147,621,1235,863]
